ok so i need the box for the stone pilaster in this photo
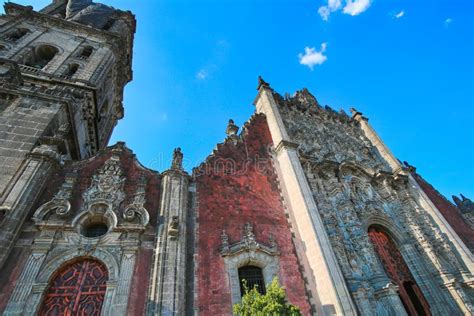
[254,81,357,316]
[350,109,403,173]
[0,144,60,269]
[113,248,138,314]
[3,229,54,316]
[147,148,189,315]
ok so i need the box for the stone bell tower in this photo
[0,0,135,268]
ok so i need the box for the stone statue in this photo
[171,147,183,170]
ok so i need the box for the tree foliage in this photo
[233,278,302,316]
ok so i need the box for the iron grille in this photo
[238,266,266,296]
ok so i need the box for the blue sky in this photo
[5,0,474,200]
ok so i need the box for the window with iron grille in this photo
[238,266,266,296]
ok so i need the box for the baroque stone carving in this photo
[33,175,77,222]
[220,223,279,257]
[83,150,125,211]
[122,175,149,227]
[168,216,179,238]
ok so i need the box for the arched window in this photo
[39,259,108,315]
[238,265,266,296]
[368,226,431,316]
[24,45,58,69]
[79,46,93,59]
[6,28,28,42]
[64,63,79,78]
[102,19,115,31]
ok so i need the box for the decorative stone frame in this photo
[35,249,119,314]
[220,223,280,306]
[223,250,279,306]
[4,248,120,316]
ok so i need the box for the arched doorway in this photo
[39,258,108,316]
[368,226,431,316]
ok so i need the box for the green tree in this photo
[233,278,302,316]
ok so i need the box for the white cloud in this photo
[343,0,372,16]
[318,0,342,20]
[328,0,342,10]
[394,10,404,19]
[444,18,453,26]
[196,69,208,80]
[298,43,328,70]
[318,6,331,21]
[318,0,371,21]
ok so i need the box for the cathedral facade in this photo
[0,1,472,315]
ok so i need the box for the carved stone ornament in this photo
[168,216,179,238]
[220,223,279,257]
[82,151,125,211]
[122,175,149,226]
[33,176,77,223]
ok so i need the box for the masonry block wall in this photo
[194,114,312,315]
[0,96,65,194]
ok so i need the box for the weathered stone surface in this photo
[412,171,474,251]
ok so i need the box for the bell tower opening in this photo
[24,45,58,69]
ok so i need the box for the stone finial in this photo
[171,147,183,170]
[402,161,416,172]
[350,107,367,121]
[243,222,256,245]
[453,194,474,214]
[221,230,229,252]
[226,119,239,137]
[257,75,271,90]
[349,108,359,115]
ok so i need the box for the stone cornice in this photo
[274,139,299,155]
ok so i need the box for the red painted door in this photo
[368,227,431,316]
[39,259,108,316]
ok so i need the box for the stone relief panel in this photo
[274,90,389,172]
[305,161,470,315]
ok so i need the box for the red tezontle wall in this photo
[194,114,311,315]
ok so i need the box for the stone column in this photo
[147,148,189,315]
[0,144,60,269]
[374,283,408,316]
[254,80,357,316]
